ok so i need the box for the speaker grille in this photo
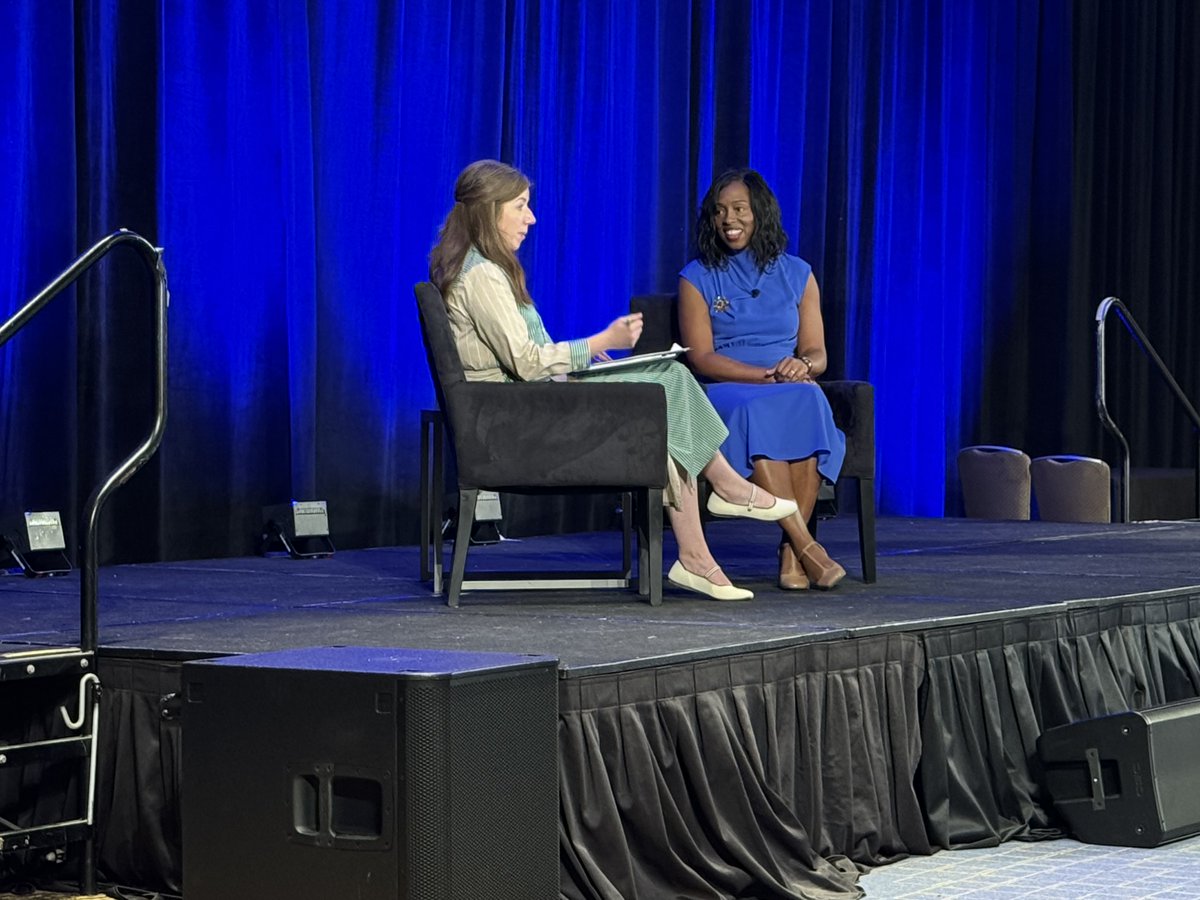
[406,669,558,900]
[1148,711,1200,838]
[406,679,449,898]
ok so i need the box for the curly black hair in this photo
[695,168,789,271]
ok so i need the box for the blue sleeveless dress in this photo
[680,250,846,482]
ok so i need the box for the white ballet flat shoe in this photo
[706,485,798,522]
[667,560,754,601]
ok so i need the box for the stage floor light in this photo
[1,510,72,576]
[260,500,335,559]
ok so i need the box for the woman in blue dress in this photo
[679,169,847,590]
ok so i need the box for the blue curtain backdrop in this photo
[1,3,79,531]
[1,0,1196,563]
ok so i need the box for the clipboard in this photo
[572,343,688,376]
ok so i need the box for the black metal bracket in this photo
[259,519,335,559]
[0,534,72,577]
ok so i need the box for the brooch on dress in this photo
[711,295,731,315]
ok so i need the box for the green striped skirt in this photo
[574,360,727,480]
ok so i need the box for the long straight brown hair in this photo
[429,160,533,305]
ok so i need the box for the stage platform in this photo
[1,515,1199,899]
[2,515,1197,670]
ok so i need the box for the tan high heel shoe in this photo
[796,540,846,590]
[778,541,810,590]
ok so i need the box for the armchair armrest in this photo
[820,380,875,480]
[447,380,669,490]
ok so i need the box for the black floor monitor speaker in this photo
[182,646,559,900]
[1037,697,1200,847]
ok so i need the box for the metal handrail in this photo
[1095,296,1200,523]
[1,229,168,653]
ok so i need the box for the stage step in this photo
[1122,467,1198,521]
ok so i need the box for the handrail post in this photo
[1095,296,1200,523]
[2,231,168,898]
[1095,298,1131,522]
[77,239,169,652]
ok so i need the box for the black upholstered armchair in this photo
[415,282,670,606]
[631,293,877,583]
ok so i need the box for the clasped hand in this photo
[767,356,813,383]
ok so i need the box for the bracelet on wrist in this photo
[799,355,814,374]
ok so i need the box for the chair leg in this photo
[420,413,432,582]
[857,477,877,583]
[645,488,663,606]
[621,491,633,580]
[419,409,446,591]
[432,416,446,594]
[635,490,649,597]
[697,476,712,540]
[448,489,477,607]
